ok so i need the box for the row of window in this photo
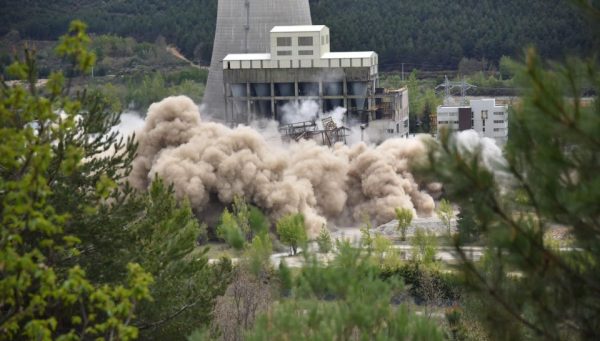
[438,120,459,124]
[276,49,312,56]
[277,36,316,47]
[493,120,505,124]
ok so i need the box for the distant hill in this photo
[1,0,596,70]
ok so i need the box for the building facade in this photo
[437,99,509,142]
[222,25,409,140]
[203,0,312,118]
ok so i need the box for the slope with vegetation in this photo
[0,0,596,68]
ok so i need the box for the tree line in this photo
[0,0,596,68]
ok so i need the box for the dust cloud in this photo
[130,96,435,236]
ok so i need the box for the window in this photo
[481,110,488,119]
[387,129,395,134]
[277,37,292,46]
[298,50,313,56]
[493,120,505,124]
[277,50,292,56]
[493,111,504,116]
[298,36,313,46]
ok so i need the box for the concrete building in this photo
[437,98,509,142]
[203,0,312,118]
[222,25,410,140]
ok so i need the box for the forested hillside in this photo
[0,0,595,68]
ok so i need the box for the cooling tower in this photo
[203,0,312,119]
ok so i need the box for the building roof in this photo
[270,25,326,33]
[223,53,271,61]
[321,51,376,59]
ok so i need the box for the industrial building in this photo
[203,0,312,117]
[221,25,410,141]
[436,99,509,143]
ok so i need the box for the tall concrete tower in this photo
[203,0,312,118]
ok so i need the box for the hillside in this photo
[0,0,596,70]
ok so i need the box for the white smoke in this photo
[130,96,436,236]
[280,99,347,129]
[280,100,320,124]
[454,130,510,182]
[110,111,145,137]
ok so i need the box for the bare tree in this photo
[211,268,273,341]
[419,271,446,319]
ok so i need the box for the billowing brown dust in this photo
[130,96,435,236]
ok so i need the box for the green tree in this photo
[316,226,333,253]
[246,242,443,340]
[278,260,293,297]
[436,199,454,235]
[0,20,152,340]
[217,208,245,250]
[126,179,232,340]
[276,213,307,256]
[411,228,438,265]
[418,45,600,339]
[395,207,413,241]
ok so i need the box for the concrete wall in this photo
[203,0,312,119]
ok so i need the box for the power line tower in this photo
[435,75,476,105]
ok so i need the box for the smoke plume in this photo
[130,96,435,236]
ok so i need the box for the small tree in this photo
[411,228,438,265]
[395,207,413,241]
[316,226,333,253]
[217,208,245,250]
[278,260,293,297]
[276,213,307,256]
[436,199,454,235]
[373,234,393,264]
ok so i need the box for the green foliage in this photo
[395,207,413,241]
[411,228,438,265]
[278,260,293,297]
[456,205,480,244]
[276,213,308,256]
[316,226,333,253]
[0,21,152,340]
[246,243,443,340]
[418,44,600,339]
[248,205,270,237]
[216,197,271,250]
[122,178,233,340]
[436,199,454,235]
[380,262,460,307]
[397,70,442,133]
[499,55,517,80]
[2,0,596,68]
[373,234,402,269]
[217,209,245,250]
[360,226,374,251]
[244,232,273,277]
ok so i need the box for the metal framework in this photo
[436,75,476,105]
[278,118,349,146]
